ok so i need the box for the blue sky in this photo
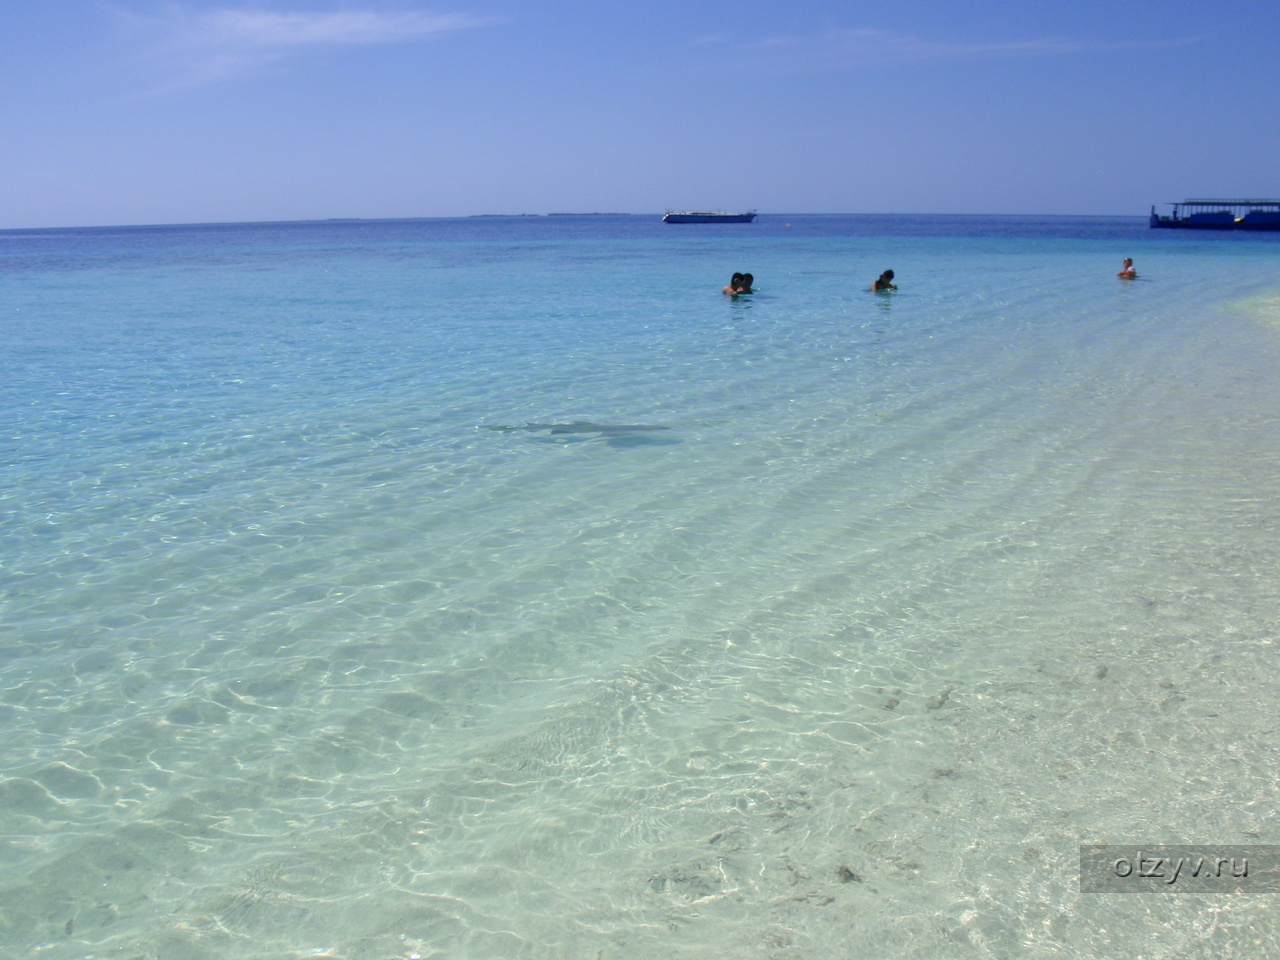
[2,1,1277,228]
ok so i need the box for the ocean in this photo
[2,214,1280,958]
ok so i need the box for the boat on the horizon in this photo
[1150,199,1280,230]
[662,210,757,224]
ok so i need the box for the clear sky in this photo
[3,1,1277,228]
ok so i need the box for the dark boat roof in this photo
[1177,199,1280,206]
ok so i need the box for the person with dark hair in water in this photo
[872,269,896,292]
[1117,258,1137,279]
[723,272,754,294]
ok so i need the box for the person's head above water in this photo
[872,269,897,291]
[739,273,754,290]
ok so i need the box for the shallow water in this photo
[3,214,1280,958]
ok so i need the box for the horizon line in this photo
[1,211,1153,233]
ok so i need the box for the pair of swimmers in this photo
[725,269,898,294]
[875,261,1134,289]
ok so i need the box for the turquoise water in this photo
[3,214,1280,958]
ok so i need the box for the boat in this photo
[1150,199,1280,230]
[662,210,757,224]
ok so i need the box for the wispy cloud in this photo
[115,5,497,87]
[197,8,485,47]
[739,26,1200,67]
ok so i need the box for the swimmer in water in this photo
[872,269,896,292]
[1117,258,1137,279]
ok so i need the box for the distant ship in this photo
[1150,199,1280,230]
[662,210,757,224]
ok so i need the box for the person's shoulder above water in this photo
[723,271,754,294]
[872,269,897,292]
[1117,258,1137,279]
